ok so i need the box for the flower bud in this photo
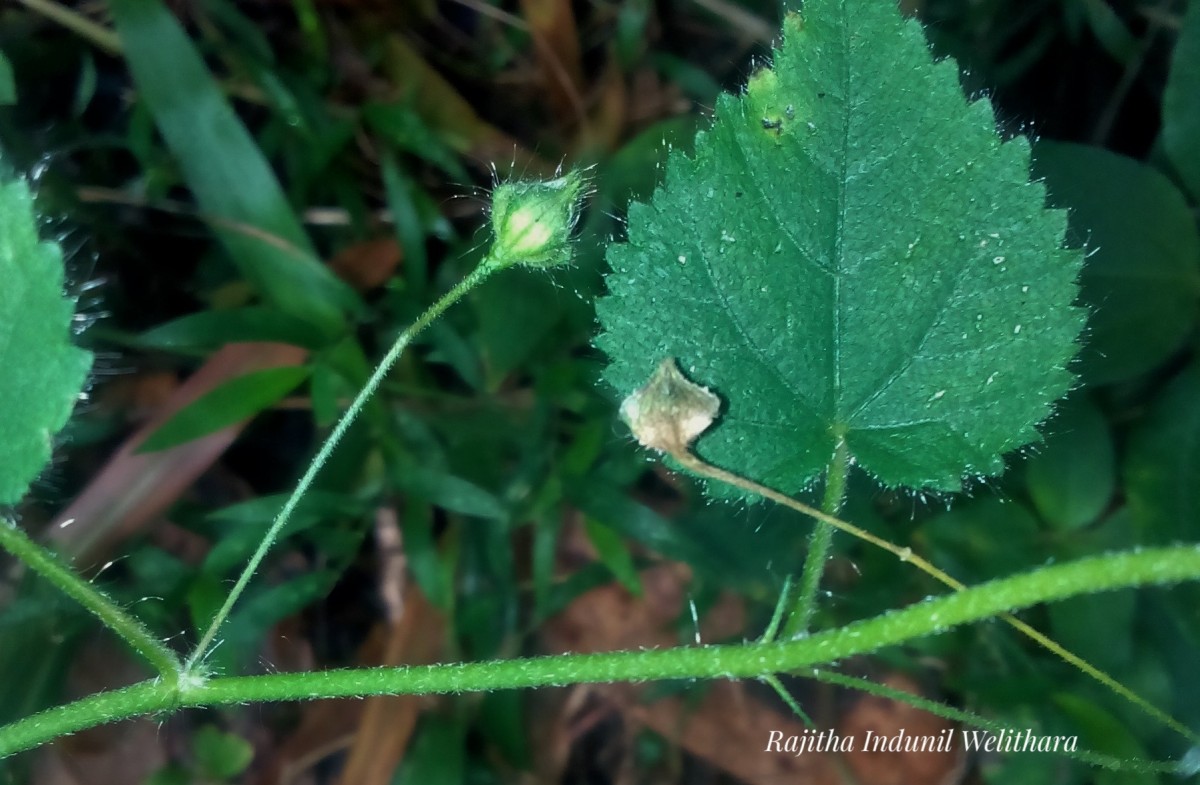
[489,169,588,269]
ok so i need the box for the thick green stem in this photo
[184,259,499,673]
[3,545,1198,758]
[0,519,181,680]
[781,437,850,639]
[671,449,1198,744]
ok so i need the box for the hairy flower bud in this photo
[489,169,588,269]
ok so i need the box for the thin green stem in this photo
[4,545,1198,759]
[781,437,849,639]
[761,673,812,725]
[759,574,792,642]
[14,0,123,55]
[184,259,499,673]
[0,520,180,680]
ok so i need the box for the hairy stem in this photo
[782,436,849,639]
[670,449,1200,745]
[0,519,180,679]
[3,545,1198,758]
[184,258,499,673]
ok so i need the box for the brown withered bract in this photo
[619,359,721,454]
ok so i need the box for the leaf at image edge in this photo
[0,176,92,504]
[1033,141,1200,385]
[1163,0,1200,200]
[596,0,1084,493]
[1125,364,1200,543]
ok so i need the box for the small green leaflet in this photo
[0,174,92,503]
[596,0,1084,492]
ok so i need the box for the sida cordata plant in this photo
[1,0,1199,775]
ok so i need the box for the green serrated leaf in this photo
[596,0,1084,492]
[1164,0,1200,199]
[1033,141,1200,385]
[0,175,92,504]
[139,365,310,452]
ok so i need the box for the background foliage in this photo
[0,0,1198,783]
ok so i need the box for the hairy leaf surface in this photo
[596,0,1084,492]
[0,175,92,503]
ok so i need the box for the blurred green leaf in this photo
[110,0,359,336]
[477,691,530,768]
[472,270,565,385]
[0,49,16,105]
[365,102,468,180]
[0,173,92,503]
[1052,694,1156,785]
[193,724,254,781]
[1048,590,1135,674]
[392,716,466,785]
[584,518,642,596]
[1125,363,1200,543]
[919,498,1042,582]
[202,491,364,576]
[71,53,97,117]
[143,765,191,785]
[140,365,310,452]
[1142,590,1200,731]
[594,116,699,210]
[1080,0,1139,64]
[401,496,453,610]
[138,306,329,352]
[381,151,428,293]
[393,464,507,521]
[205,0,275,64]
[188,570,334,674]
[308,357,347,427]
[457,518,516,658]
[1034,141,1200,384]
[1164,0,1200,199]
[572,483,710,568]
[1025,397,1115,530]
[425,319,484,390]
[0,576,86,730]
